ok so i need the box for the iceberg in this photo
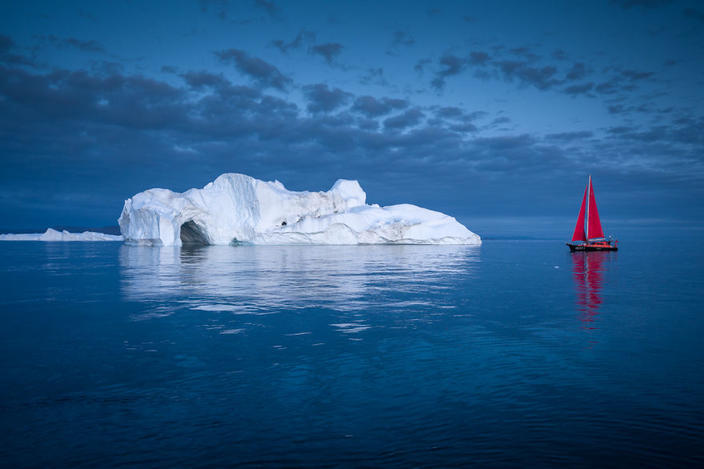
[0,228,123,242]
[119,173,480,246]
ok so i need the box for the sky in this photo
[1,0,703,235]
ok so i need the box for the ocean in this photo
[1,236,703,466]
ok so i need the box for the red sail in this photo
[571,185,587,242]
[587,179,604,239]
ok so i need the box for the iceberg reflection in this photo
[119,245,480,318]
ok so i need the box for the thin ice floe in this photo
[0,228,123,242]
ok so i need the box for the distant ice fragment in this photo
[0,228,123,242]
[119,173,481,246]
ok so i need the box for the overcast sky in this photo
[1,0,703,233]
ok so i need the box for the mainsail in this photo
[586,178,604,240]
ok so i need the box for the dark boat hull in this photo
[567,242,618,252]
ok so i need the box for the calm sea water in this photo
[1,239,703,467]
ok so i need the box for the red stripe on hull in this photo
[567,243,618,252]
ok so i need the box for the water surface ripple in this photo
[1,241,703,467]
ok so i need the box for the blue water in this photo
[1,239,703,467]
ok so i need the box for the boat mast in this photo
[586,175,591,242]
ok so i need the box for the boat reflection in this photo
[119,245,480,318]
[571,251,614,329]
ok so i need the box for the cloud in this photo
[565,62,588,81]
[552,49,568,61]
[508,47,540,61]
[447,122,478,133]
[563,82,594,96]
[214,48,291,90]
[430,107,483,133]
[198,0,228,13]
[469,51,490,65]
[434,107,485,124]
[271,30,315,53]
[606,126,633,135]
[425,45,655,103]
[0,53,701,227]
[0,35,13,52]
[619,68,653,81]
[431,54,469,89]
[46,35,104,52]
[414,58,431,72]
[437,54,466,76]
[392,31,415,47]
[351,95,408,118]
[595,78,622,94]
[0,63,305,164]
[91,60,124,75]
[254,0,279,18]
[310,42,343,64]
[435,107,464,119]
[387,31,416,56]
[0,66,196,129]
[78,9,97,21]
[0,34,34,66]
[466,134,559,173]
[496,61,559,90]
[359,67,387,86]
[608,104,626,114]
[302,84,352,113]
[545,131,594,141]
[488,116,511,127]
[683,7,704,22]
[180,70,229,89]
[383,98,408,110]
[606,118,704,146]
[431,49,563,92]
[383,108,424,130]
[592,68,653,96]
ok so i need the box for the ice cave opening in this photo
[179,220,209,245]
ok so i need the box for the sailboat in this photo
[566,176,618,252]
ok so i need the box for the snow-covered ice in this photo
[0,228,123,242]
[119,173,481,246]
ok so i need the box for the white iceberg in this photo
[0,228,123,242]
[119,173,480,246]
